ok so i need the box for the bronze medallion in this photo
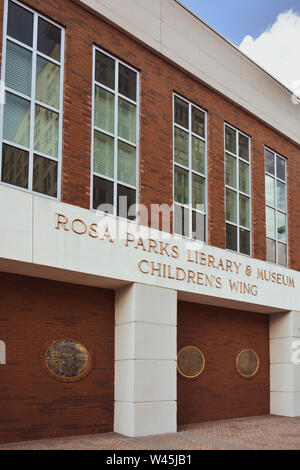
[45,339,90,379]
[177,346,205,378]
[237,349,259,378]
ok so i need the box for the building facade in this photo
[0,0,299,444]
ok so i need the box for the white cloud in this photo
[239,10,300,94]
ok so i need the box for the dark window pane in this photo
[265,149,275,175]
[225,125,236,154]
[240,228,250,255]
[174,97,189,129]
[277,181,287,212]
[226,188,237,224]
[192,173,205,210]
[277,212,287,243]
[226,223,237,251]
[278,242,287,267]
[266,238,276,263]
[119,64,137,101]
[117,185,136,220]
[174,204,189,237]
[192,106,205,138]
[7,0,33,47]
[277,156,286,181]
[192,211,205,242]
[93,176,113,212]
[95,51,115,89]
[239,133,249,161]
[33,155,57,197]
[37,18,61,61]
[1,143,29,189]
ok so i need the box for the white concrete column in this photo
[114,283,177,437]
[270,311,300,417]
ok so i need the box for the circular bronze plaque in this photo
[45,339,90,379]
[177,346,205,378]
[237,349,259,378]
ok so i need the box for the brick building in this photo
[0,0,299,444]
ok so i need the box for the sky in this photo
[179,0,300,94]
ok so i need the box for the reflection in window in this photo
[265,148,287,266]
[36,56,60,109]
[33,155,57,197]
[3,92,30,148]
[37,17,61,61]
[34,105,59,158]
[7,0,33,47]
[1,143,29,189]
[1,0,63,199]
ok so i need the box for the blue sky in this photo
[179,0,300,45]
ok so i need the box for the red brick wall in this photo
[0,272,115,444]
[177,301,270,425]
[0,0,299,268]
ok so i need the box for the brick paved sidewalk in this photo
[1,415,300,450]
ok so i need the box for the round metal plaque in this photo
[177,346,205,379]
[236,349,259,378]
[45,339,90,380]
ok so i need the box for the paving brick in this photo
[1,416,300,450]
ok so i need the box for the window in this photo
[173,95,207,241]
[0,0,64,198]
[265,148,288,266]
[91,47,139,220]
[225,124,251,255]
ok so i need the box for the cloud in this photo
[239,10,300,94]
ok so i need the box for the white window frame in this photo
[265,146,288,267]
[90,45,140,219]
[224,123,252,256]
[0,0,65,201]
[173,93,208,241]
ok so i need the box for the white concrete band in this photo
[114,283,177,436]
[270,311,300,417]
